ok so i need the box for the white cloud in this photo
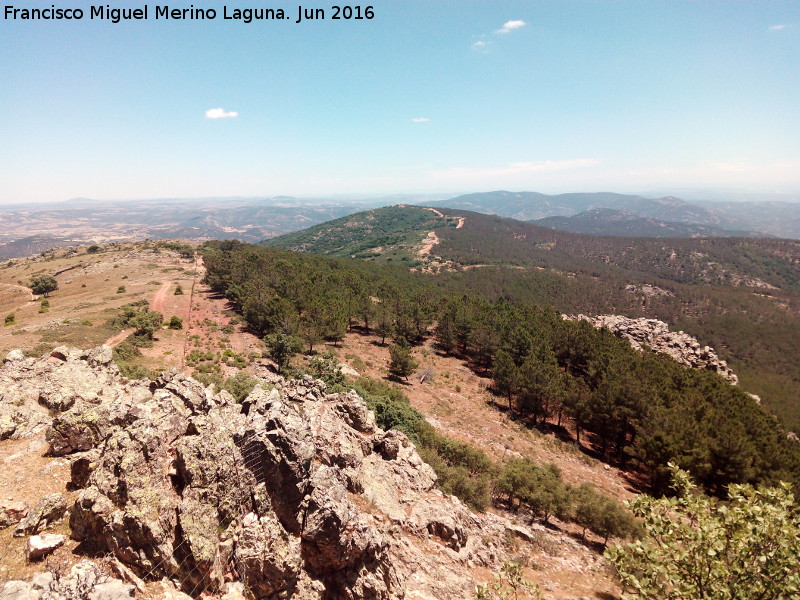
[205,108,238,119]
[495,20,527,34]
[411,117,431,123]
[769,24,790,30]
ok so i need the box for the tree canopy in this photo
[29,274,58,296]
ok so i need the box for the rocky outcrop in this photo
[0,347,511,599]
[1,560,135,600]
[565,314,738,384]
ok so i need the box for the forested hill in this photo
[260,205,800,434]
[263,205,459,261]
[435,209,800,290]
[531,208,761,238]
[202,239,800,495]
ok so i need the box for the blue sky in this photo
[1,0,798,204]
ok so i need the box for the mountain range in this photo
[425,191,800,238]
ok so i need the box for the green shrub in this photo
[4,313,15,326]
[168,316,183,330]
[194,371,223,388]
[607,465,799,599]
[222,371,259,403]
[113,339,141,362]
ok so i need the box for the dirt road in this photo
[150,282,171,314]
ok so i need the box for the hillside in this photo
[2,237,799,599]
[531,208,762,238]
[0,242,640,599]
[260,206,800,434]
[263,205,461,264]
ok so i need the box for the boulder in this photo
[233,512,302,599]
[87,580,135,600]
[26,534,66,560]
[3,349,25,364]
[0,581,38,600]
[0,501,28,528]
[14,493,67,536]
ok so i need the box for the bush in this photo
[306,353,346,386]
[174,284,184,295]
[113,340,141,362]
[118,363,158,380]
[116,286,126,294]
[194,371,223,388]
[87,244,101,253]
[606,464,800,600]
[222,371,259,403]
[4,313,15,326]
[168,316,183,330]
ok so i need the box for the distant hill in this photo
[427,191,800,239]
[263,205,458,263]
[531,208,765,238]
[695,200,800,239]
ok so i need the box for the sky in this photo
[1,0,799,204]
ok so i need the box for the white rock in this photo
[26,534,66,560]
[3,349,25,364]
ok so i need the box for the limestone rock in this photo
[87,580,135,600]
[0,580,39,600]
[26,533,66,560]
[234,512,302,598]
[69,449,102,489]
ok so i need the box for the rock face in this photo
[565,314,739,385]
[0,348,511,599]
[14,494,67,536]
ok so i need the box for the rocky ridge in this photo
[564,314,738,385]
[0,346,544,599]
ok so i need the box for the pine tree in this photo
[264,332,303,374]
[492,350,520,411]
[388,339,418,381]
